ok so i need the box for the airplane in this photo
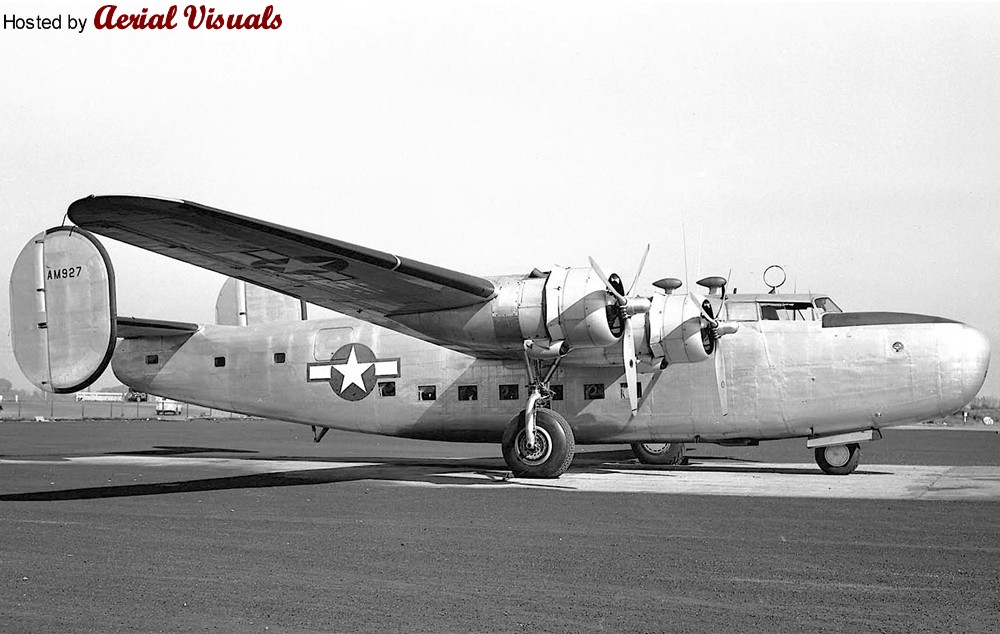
[9,195,991,478]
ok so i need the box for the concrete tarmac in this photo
[1,419,998,633]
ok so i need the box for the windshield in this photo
[723,296,843,322]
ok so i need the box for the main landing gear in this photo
[501,342,576,478]
[502,408,575,478]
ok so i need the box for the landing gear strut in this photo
[501,342,575,478]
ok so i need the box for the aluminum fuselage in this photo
[111,311,990,444]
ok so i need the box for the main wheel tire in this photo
[631,442,686,465]
[502,409,575,478]
[815,443,861,475]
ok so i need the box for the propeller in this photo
[589,245,651,416]
[691,291,738,416]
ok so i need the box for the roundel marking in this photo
[306,343,401,401]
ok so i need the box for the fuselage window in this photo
[550,385,564,401]
[458,385,478,401]
[418,385,436,401]
[584,383,605,400]
[274,352,286,364]
[378,381,395,397]
[214,356,226,368]
[619,382,642,399]
[144,354,159,365]
[499,384,520,400]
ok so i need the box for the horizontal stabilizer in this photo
[117,316,200,338]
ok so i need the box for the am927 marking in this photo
[47,266,82,280]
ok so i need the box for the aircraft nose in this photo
[941,324,991,410]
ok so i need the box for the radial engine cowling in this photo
[645,292,715,364]
[543,267,624,349]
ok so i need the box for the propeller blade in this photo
[589,256,627,305]
[690,292,718,328]
[715,340,729,416]
[626,244,651,296]
[630,359,667,419]
[623,321,638,415]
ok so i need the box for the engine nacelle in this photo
[645,292,715,364]
[483,267,622,352]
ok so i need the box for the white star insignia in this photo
[330,346,373,393]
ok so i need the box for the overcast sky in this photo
[2,1,998,396]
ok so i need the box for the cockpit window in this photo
[814,297,842,314]
[759,302,814,321]
[722,297,842,322]
[724,302,759,321]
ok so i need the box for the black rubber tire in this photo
[630,442,686,465]
[815,443,861,475]
[501,409,575,478]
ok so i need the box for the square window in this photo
[619,382,643,399]
[499,384,520,400]
[549,384,564,401]
[214,356,226,368]
[144,354,159,365]
[584,383,605,400]
[418,385,437,401]
[274,352,286,364]
[378,381,396,397]
[458,385,478,401]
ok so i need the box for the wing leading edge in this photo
[68,195,497,332]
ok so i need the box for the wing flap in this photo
[68,196,496,324]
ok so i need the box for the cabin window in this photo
[214,356,226,368]
[378,381,395,397]
[584,383,605,400]
[418,385,437,401]
[144,354,158,365]
[499,384,520,400]
[619,382,643,399]
[274,352,286,364]
[458,385,478,401]
[550,385,564,401]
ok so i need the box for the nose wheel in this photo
[815,443,861,475]
[631,442,686,465]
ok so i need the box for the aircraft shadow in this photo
[109,445,260,456]
[0,454,577,502]
[0,449,888,501]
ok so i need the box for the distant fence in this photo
[0,400,248,421]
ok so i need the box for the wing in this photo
[68,195,496,334]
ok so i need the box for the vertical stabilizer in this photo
[9,227,117,393]
[215,277,303,326]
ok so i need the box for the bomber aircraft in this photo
[9,196,991,478]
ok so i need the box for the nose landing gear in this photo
[815,443,861,475]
